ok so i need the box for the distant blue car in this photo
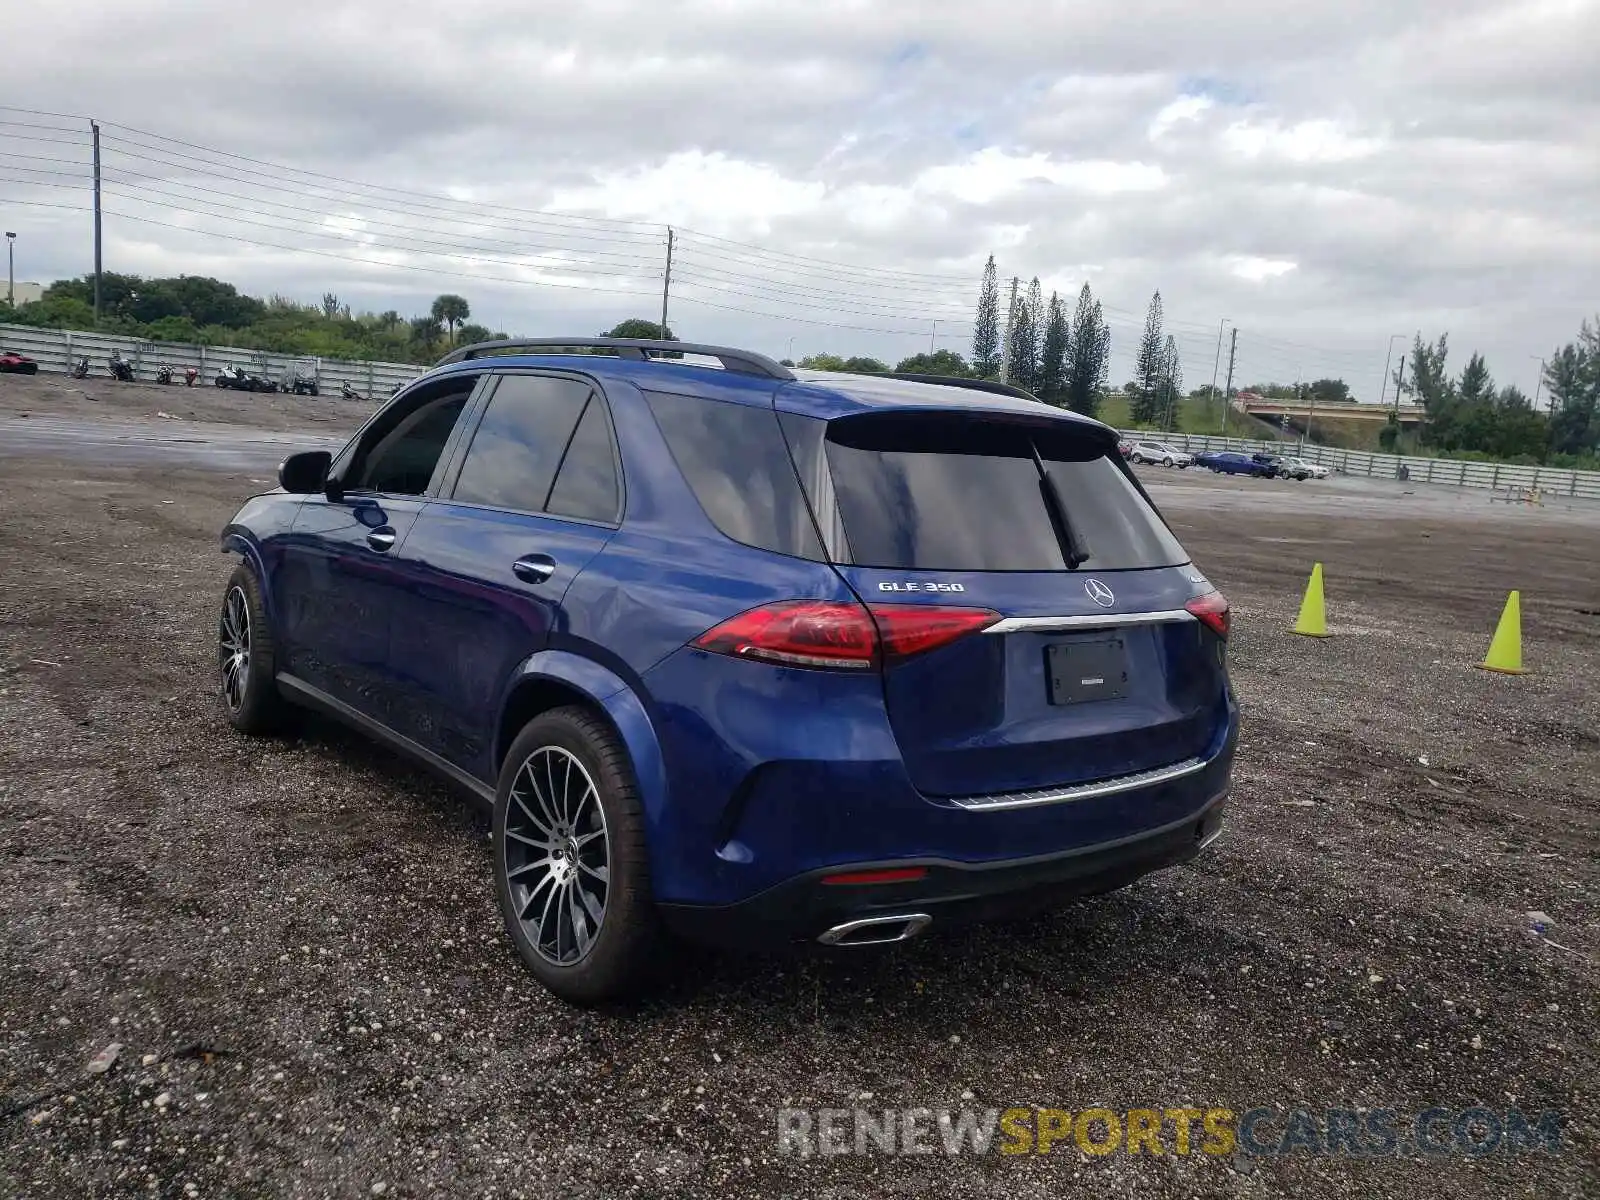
[218,338,1238,1004]
[1196,450,1275,477]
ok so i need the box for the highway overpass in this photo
[1237,397,1427,425]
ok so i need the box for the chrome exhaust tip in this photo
[817,913,932,947]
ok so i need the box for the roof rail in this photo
[433,337,796,380]
[882,372,1042,402]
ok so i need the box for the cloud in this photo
[0,0,1593,398]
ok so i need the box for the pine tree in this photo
[1065,282,1110,418]
[972,256,1000,378]
[1158,335,1184,429]
[1039,292,1069,405]
[1132,291,1166,424]
[1006,278,1041,392]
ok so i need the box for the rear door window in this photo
[816,415,1187,572]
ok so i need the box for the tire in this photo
[217,563,293,734]
[1163,456,1174,467]
[493,706,666,1006]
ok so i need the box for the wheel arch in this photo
[495,651,668,830]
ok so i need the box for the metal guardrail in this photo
[3,320,1594,501]
[1119,429,1600,501]
[0,322,421,398]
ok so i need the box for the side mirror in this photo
[278,449,332,494]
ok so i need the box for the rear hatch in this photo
[779,407,1228,800]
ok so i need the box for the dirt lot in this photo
[2,387,1598,1198]
[0,369,379,432]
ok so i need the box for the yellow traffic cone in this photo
[1291,563,1330,637]
[1478,591,1526,674]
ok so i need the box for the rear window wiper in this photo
[1029,440,1090,568]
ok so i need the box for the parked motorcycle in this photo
[340,381,365,401]
[108,352,135,382]
[69,356,89,379]
[155,364,174,385]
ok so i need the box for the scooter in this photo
[108,352,135,382]
[69,356,90,379]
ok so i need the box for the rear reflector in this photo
[693,600,998,670]
[821,867,929,886]
[1185,590,1230,639]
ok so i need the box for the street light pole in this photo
[4,232,13,308]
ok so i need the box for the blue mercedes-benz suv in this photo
[218,337,1237,1004]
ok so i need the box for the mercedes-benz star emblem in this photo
[1084,578,1116,608]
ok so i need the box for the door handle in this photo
[512,554,556,584]
[367,527,396,552]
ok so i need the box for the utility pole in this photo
[1220,327,1238,438]
[1530,355,1547,411]
[929,321,937,355]
[91,121,103,324]
[5,232,14,309]
[1207,318,1229,423]
[999,276,1019,383]
[658,227,673,339]
[1392,354,1406,414]
[1378,333,1405,407]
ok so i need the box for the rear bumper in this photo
[658,789,1228,951]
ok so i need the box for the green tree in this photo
[842,356,888,373]
[1005,277,1042,393]
[1157,335,1184,429]
[894,349,971,376]
[1038,291,1068,405]
[409,315,444,355]
[322,292,343,320]
[1307,378,1350,405]
[1130,291,1166,424]
[431,294,471,343]
[1544,317,1599,457]
[1458,352,1494,407]
[455,323,494,346]
[604,318,675,340]
[1064,282,1110,418]
[1378,413,1401,452]
[972,256,1001,378]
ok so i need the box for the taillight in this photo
[1185,590,1230,639]
[692,600,999,670]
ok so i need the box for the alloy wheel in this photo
[502,747,611,966]
[219,585,251,713]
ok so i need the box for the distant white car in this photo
[1126,440,1193,468]
[1279,457,1330,480]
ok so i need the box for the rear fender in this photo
[498,650,668,835]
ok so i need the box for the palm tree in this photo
[431,294,470,343]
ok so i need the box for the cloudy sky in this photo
[4,0,1596,399]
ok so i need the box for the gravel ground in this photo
[0,368,378,432]
[1,407,1597,1197]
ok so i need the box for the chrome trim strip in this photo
[817,913,933,946]
[945,755,1209,812]
[983,609,1196,634]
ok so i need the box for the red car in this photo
[0,349,40,375]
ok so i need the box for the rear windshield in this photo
[811,414,1187,572]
